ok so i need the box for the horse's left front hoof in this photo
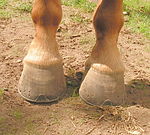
[79,64,125,106]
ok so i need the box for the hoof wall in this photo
[18,62,66,103]
[79,64,125,106]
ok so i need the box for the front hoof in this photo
[18,62,66,103]
[79,64,125,106]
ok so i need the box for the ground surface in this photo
[0,4,150,135]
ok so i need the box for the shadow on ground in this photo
[125,78,150,108]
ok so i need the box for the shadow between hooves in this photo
[125,78,150,108]
[65,71,84,97]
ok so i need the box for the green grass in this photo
[0,10,10,19]
[71,87,79,97]
[12,110,23,119]
[0,0,7,8]
[71,14,84,23]
[0,0,10,19]
[0,88,4,97]
[16,2,32,12]
[62,0,96,13]
[80,37,90,45]
[0,88,4,102]
[70,12,90,23]
[124,0,150,39]
[0,0,32,18]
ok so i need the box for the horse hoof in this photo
[18,61,66,103]
[79,64,125,106]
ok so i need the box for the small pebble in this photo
[123,11,129,15]
[16,59,22,63]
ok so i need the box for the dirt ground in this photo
[0,5,150,135]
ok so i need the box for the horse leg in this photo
[79,0,125,105]
[18,0,66,103]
